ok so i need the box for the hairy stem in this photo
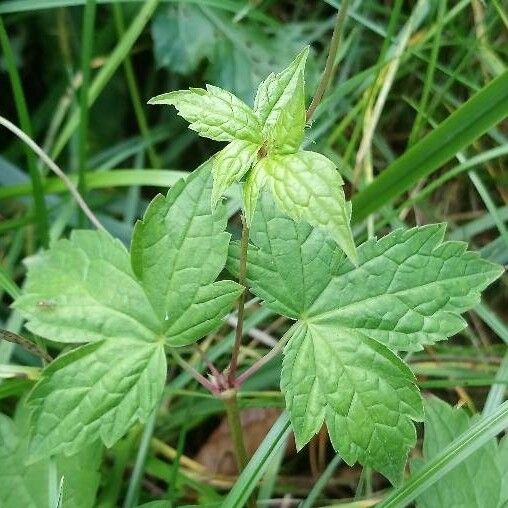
[228,215,250,386]
[306,0,351,122]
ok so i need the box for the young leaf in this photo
[211,139,259,207]
[148,85,262,143]
[281,323,423,485]
[254,46,308,149]
[0,411,101,508]
[15,166,239,459]
[149,47,358,263]
[257,151,357,264]
[412,397,504,508]
[228,195,503,483]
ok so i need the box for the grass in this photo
[0,1,507,506]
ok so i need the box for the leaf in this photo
[0,411,101,508]
[254,47,308,146]
[308,224,504,351]
[256,151,358,264]
[15,166,239,459]
[282,323,423,485]
[242,159,268,227]
[14,230,161,344]
[27,338,166,460]
[228,192,341,318]
[131,167,242,346]
[228,199,503,482]
[413,397,503,508]
[148,85,262,143]
[152,4,216,75]
[211,139,259,207]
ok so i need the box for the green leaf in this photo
[0,411,101,508]
[228,193,342,318]
[15,166,239,459]
[255,151,357,264]
[229,200,503,482]
[242,159,268,227]
[254,46,308,148]
[14,229,161,344]
[308,224,504,351]
[281,323,423,485]
[211,139,259,207]
[152,4,216,75]
[27,338,166,460]
[148,85,262,143]
[131,167,242,346]
[413,397,503,508]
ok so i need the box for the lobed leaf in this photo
[14,230,161,344]
[131,166,242,346]
[282,323,423,485]
[309,224,504,351]
[15,166,240,460]
[228,198,503,482]
[148,85,262,143]
[27,338,166,461]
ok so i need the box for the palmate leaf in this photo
[149,47,358,264]
[14,166,240,459]
[0,410,101,508]
[413,397,506,508]
[227,195,503,483]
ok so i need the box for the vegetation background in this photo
[0,0,507,506]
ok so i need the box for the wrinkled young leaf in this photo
[15,167,239,459]
[254,46,308,152]
[257,151,357,263]
[0,411,101,508]
[413,397,506,508]
[149,47,358,263]
[227,195,503,483]
[148,85,262,143]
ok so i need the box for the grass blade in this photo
[0,17,49,246]
[222,411,291,508]
[378,399,508,507]
[352,69,508,223]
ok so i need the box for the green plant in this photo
[9,43,503,496]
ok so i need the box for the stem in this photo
[221,389,256,508]
[228,215,250,386]
[0,329,52,364]
[306,0,350,122]
[169,348,218,394]
[236,324,298,386]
